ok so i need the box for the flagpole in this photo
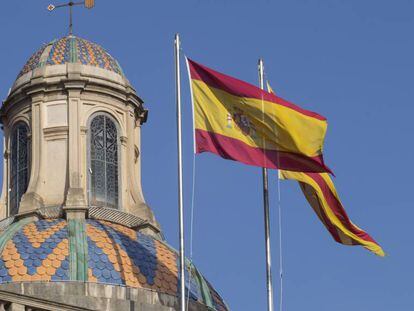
[174,33,186,311]
[259,58,274,311]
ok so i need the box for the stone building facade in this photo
[0,36,228,311]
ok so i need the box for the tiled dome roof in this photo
[0,218,228,310]
[17,36,124,79]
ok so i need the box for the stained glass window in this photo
[89,114,119,209]
[10,123,30,215]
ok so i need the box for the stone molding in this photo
[43,126,69,141]
[0,287,91,311]
[0,282,213,311]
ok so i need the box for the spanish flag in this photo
[187,58,332,173]
[280,171,385,256]
[266,83,384,256]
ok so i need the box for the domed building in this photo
[0,36,228,311]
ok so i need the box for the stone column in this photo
[63,81,88,220]
[124,105,158,229]
[19,93,45,213]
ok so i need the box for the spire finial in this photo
[48,1,95,35]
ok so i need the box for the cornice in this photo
[2,71,146,124]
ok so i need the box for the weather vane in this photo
[47,0,95,35]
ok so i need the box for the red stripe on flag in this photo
[188,58,326,121]
[196,129,332,173]
[299,183,343,243]
[304,173,378,244]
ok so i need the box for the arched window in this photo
[89,114,119,209]
[10,123,30,215]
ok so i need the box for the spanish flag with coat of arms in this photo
[266,83,384,256]
[186,58,332,174]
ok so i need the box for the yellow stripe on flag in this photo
[280,170,385,256]
[192,79,327,157]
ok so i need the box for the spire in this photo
[47,1,95,35]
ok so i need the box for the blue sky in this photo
[1,1,413,310]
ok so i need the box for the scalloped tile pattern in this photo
[86,219,180,296]
[0,218,228,310]
[0,219,69,282]
[77,39,122,74]
[17,36,123,78]
[18,44,48,79]
[46,37,70,65]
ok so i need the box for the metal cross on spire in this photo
[47,0,95,35]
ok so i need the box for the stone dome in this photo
[17,36,124,79]
[0,216,228,310]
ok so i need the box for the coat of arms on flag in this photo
[186,57,332,173]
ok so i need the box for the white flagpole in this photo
[174,33,186,311]
[259,58,274,311]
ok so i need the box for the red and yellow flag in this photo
[266,82,383,256]
[187,58,332,173]
[280,171,384,256]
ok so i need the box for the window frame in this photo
[87,112,121,210]
[9,121,31,215]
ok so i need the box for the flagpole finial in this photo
[47,0,95,35]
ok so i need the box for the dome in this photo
[0,217,228,310]
[17,36,124,79]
